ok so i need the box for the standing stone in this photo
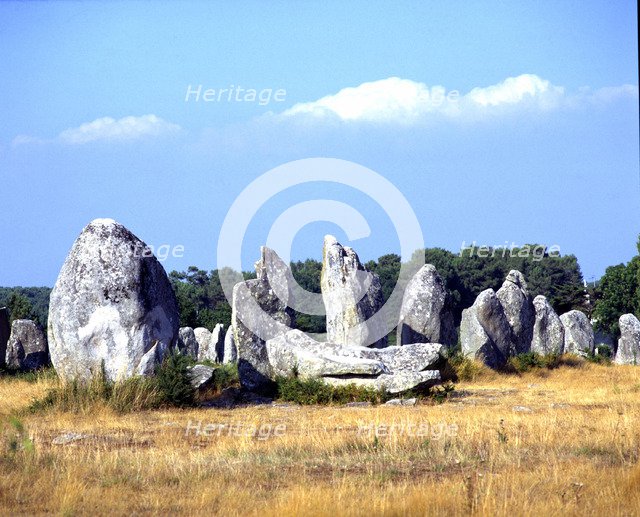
[198,324,225,363]
[560,310,594,357]
[614,314,640,365]
[177,327,198,358]
[193,327,212,357]
[397,264,456,347]
[0,307,9,368]
[48,218,179,382]
[321,235,387,348]
[223,326,237,364]
[233,247,295,391]
[460,289,515,368]
[530,295,564,355]
[5,319,49,370]
[496,270,535,354]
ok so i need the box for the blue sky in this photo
[0,1,638,286]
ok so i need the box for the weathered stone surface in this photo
[0,307,9,368]
[496,270,534,354]
[48,218,179,382]
[560,310,594,357]
[198,324,225,363]
[266,330,388,378]
[397,264,456,347]
[530,295,564,355]
[321,235,387,348]
[193,327,212,357]
[223,326,237,364]
[265,329,442,394]
[375,343,443,372]
[5,319,49,370]
[460,289,514,368]
[177,327,198,358]
[385,397,417,406]
[614,314,640,365]
[323,370,441,394]
[187,364,215,390]
[233,247,295,391]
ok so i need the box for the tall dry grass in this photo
[1,362,639,515]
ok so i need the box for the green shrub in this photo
[275,376,389,405]
[154,352,196,407]
[506,352,562,373]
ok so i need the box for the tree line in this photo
[1,239,637,341]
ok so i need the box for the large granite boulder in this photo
[614,314,640,365]
[266,329,442,394]
[177,327,198,358]
[0,307,9,368]
[48,219,179,382]
[496,270,535,354]
[460,289,515,368]
[198,323,225,363]
[321,235,387,348]
[396,264,456,347]
[560,310,594,357]
[223,326,237,364]
[530,295,564,355]
[5,319,49,370]
[233,247,295,391]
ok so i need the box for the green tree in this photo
[7,292,34,323]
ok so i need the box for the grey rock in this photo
[223,326,237,364]
[198,324,225,363]
[5,319,49,370]
[614,314,640,365]
[496,270,534,354]
[233,247,295,391]
[530,295,564,355]
[187,364,215,390]
[560,310,594,357]
[324,370,441,394]
[385,397,417,406]
[512,406,533,413]
[177,327,198,358]
[193,327,212,357]
[321,235,387,348]
[52,432,90,445]
[48,218,179,382]
[375,343,443,372]
[0,307,10,368]
[266,330,388,379]
[265,329,442,394]
[460,289,514,368]
[397,264,456,347]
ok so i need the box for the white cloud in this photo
[281,74,636,124]
[283,77,447,123]
[464,74,564,108]
[58,114,181,144]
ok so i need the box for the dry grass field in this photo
[1,361,639,516]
